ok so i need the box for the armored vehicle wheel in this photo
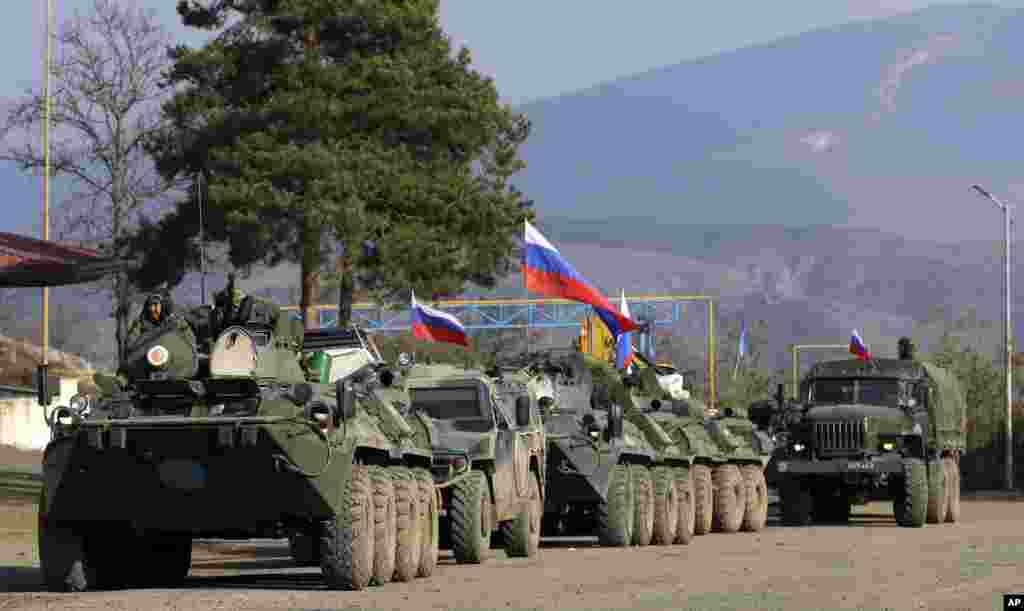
[504,474,542,558]
[740,465,768,532]
[691,464,714,535]
[673,466,695,544]
[943,456,961,523]
[369,466,397,585]
[630,465,655,546]
[597,464,634,546]
[321,464,374,590]
[896,458,927,528]
[451,470,492,564]
[651,467,679,545]
[712,464,746,533]
[780,479,813,526]
[926,458,948,525]
[412,467,439,577]
[391,467,421,582]
[38,490,118,592]
[289,531,321,567]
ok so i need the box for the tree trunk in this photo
[114,273,129,366]
[336,252,355,328]
[300,225,322,331]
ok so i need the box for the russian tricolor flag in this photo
[849,329,872,360]
[411,291,469,347]
[521,221,640,337]
[615,290,634,370]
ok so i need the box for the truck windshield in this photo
[811,379,901,406]
[411,386,487,421]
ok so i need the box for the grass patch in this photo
[0,471,41,504]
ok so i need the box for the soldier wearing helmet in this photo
[125,290,171,348]
[898,337,916,361]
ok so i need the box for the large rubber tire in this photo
[504,474,542,558]
[943,456,961,523]
[369,466,397,585]
[651,467,679,545]
[896,458,927,528]
[780,478,813,526]
[691,464,714,535]
[391,467,421,582]
[630,465,654,546]
[412,467,439,577]
[289,530,321,567]
[597,464,634,546]
[321,464,374,590]
[813,491,851,524]
[673,466,695,544]
[740,464,768,532]
[926,458,948,525]
[39,498,90,593]
[450,470,492,564]
[712,464,746,533]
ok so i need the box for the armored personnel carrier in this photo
[505,350,692,548]
[403,362,545,564]
[772,339,966,527]
[38,292,437,592]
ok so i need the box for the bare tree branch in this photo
[0,0,176,364]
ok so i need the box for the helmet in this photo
[897,337,915,360]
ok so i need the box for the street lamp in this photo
[971,183,1015,491]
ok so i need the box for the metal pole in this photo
[1005,201,1014,490]
[708,299,716,410]
[972,184,1015,490]
[40,0,53,394]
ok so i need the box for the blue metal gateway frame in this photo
[282,295,695,333]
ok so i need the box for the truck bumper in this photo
[774,454,904,476]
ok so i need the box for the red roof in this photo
[0,231,133,288]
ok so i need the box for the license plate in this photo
[845,461,874,471]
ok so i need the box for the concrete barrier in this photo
[0,378,78,451]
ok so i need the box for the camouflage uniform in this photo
[125,291,196,349]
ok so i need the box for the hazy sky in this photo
[1,0,1018,237]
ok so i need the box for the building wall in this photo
[0,378,77,451]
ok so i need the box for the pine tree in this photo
[142,0,532,327]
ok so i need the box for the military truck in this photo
[771,340,966,527]
[38,294,438,592]
[504,349,693,548]
[403,362,545,563]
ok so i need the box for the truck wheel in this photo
[896,458,927,528]
[651,467,679,545]
[597,464,634,546]
[712,464,746,533]
[450,470,492,564]
[391,467,421,582]
[943,456,961,523]
[630,465,654,546]
[740,465,768,532]
[504,474,542,558]
[412,468,439,577]
[692,464,714,535]
[813,492,850,524]
[321,464,374,590]
[289,530,321,567]
[673,466,695,544]
[780,479,813,526]
[926,458,948,524]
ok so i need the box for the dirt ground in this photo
[0,496,1022,611]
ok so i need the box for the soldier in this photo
[125,291,170,348]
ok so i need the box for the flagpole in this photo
[39,0,53,404]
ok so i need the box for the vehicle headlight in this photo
[146,344,170,368]
[397,352,412,367]
[69,394,88,413]
[879,436,901,452]
[792,443,806,453]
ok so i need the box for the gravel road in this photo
[1,500,1022,611]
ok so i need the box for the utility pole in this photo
[197,171,207,305]
[972,184,1015,491]
[37,0,54,407]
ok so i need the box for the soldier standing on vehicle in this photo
[898,337,916,360]
[125,291,169,347]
